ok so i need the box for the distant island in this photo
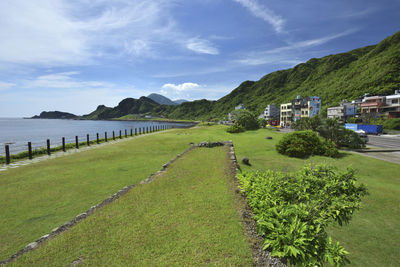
[31,111,78,119]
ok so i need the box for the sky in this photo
[0,0,399,117]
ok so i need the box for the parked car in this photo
[355,130,369,143]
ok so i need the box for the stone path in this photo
[0,132,164,172]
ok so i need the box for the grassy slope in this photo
[10,147,252,266]
[1,125,399,266]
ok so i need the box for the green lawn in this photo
[9,147,252,266]
[1,125,399,266]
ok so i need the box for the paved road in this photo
[357,134,400,164]
[367,135,400,149]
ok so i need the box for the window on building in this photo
[392,99,399,104]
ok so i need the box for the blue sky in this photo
[0,0,399,117]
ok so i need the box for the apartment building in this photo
[292,96,321,122]
[327,100,358,121]
[280,103,292,127]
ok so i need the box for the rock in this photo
[242,157,251,165]
[266,136,273,139]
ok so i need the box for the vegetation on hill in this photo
[82,31,400,121]
[31,111,77,119]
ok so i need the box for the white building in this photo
[259,104,280,120]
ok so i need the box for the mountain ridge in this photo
[65,30,400,121]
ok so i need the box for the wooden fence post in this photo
[47,139,51,155]
[75,136,79,149]
[135,128,137,135]
[130,128,133,136]
[28,142,32,160]
[113,131,115,140]
[119,130,122,139]
[5,145,10,164]
[125,129,127,138]
[97,133,99,144]
[105,132,108,142]
[62,137,66,152]
[87,134,90,146]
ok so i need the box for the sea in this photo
[0,118,192,156]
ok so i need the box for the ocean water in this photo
[0,118,192,155]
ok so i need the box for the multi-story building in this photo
[360,95,386,116]
[292,96,321,122]
[259,104,280,120]
[382,90,400,118]
[327,100,358,121]
[280,103,292,127]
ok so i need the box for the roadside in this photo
[349,134,400,164]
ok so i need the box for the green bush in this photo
[237,164,368,266]
[338,129,366,149]
[276,130,338,158]
[257,118,267,128]
[234,110,260,130]
[226,124,245,133]
[383,118,400,130]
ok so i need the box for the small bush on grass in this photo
[237,164,368,266]
[227,124,245,133]
[276,130,338,158]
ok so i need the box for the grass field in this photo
[1,125,399,266]
[9,147,253,266]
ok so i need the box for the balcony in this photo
[360,102,386,108]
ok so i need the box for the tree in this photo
[232,109,260,130]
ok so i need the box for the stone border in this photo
[225,141,286,267]
[0,143,196,265]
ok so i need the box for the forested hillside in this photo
[84,31,400,120]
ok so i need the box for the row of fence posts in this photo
[3,124,171,165]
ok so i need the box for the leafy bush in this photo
[383,118,400,130]
[237,164,368,266]
[257,118,267,128]
[338,129,366,149]
[276,130,338,158]
[294,117,365,149]
[234,110,260,130]
[226,124,245,133]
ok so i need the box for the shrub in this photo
[338,129,365,149]
[383,118,400,130]
[226,123,245,133]
[257,118,267,128]
[237,164,368,266]
[276,130,338,158]
[234,110,260,130]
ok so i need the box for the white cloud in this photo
[22,71,113,89]
[186,38,219,55]
[0,81,15,91]
[160,82,233,101]
[162,83,200,92]
[0,0,214,66]
[235,29,358,66]
[233,0,284,33]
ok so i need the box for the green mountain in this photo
[84,31,400,121]
[82,97,170,120]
